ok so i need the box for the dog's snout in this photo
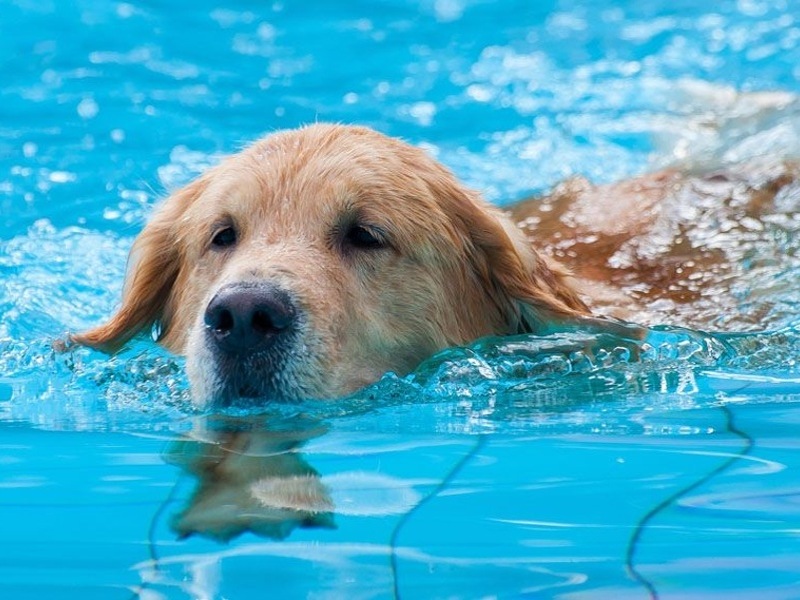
[204,284,296,354]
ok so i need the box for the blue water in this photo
[3,0,800,597]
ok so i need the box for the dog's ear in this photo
[438,178,590,335]
[71,179,206,353]
[473,205,590,333]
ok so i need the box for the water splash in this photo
[3,217,800,434]
[338,321,800,435]
[2,259,800,435]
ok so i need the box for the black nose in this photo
[204,284,296,354]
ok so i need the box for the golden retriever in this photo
[71,123,798,406]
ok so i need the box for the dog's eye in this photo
[211,226,237,249]
[343,224,387,250]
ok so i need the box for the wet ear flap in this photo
[71,180,205,353]
[448,185,590,335]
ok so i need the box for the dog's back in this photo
[509,159,800,330]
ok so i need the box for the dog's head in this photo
[74,124,587,406]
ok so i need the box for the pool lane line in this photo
[389,434,488,600]
[624,404,754,599]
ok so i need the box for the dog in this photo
[71,123,799,406]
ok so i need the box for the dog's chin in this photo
[212,380,304,408]
[186,341,321,409]
[193,366,314,409]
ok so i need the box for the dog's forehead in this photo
[246,125,419,187]
[203,126,448,217]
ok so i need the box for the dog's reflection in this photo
[165,414,335,542]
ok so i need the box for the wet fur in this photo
[73,123,799,404]
[73,124,587,404]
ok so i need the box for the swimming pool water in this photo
[2,0,800,598]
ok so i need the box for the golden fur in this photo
[73,123,797,405]
[73,124,588,405]
[509,159,800,329]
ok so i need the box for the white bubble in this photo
[103,207,122,220]
[116,3,134,18]
[48,171,76,184]
[408,101,437,126]
[77,97,99,119]
[434,0,464,22]
[22,142,38,158]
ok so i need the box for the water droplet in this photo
[77,97,99,119]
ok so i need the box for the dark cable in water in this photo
[127,472,185,600]
[625,404,754,598]
[390,434,487,600]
